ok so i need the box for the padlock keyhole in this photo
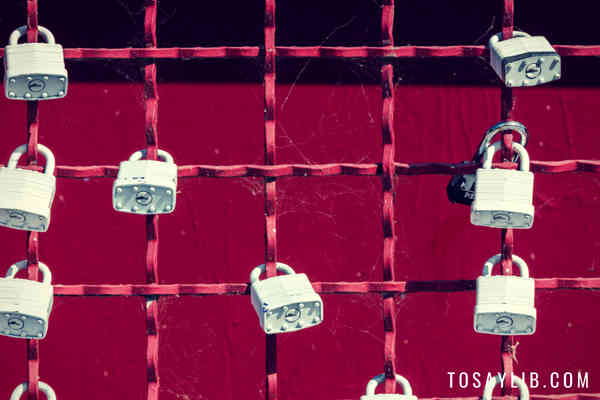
[525,62,542,79]
[284,308,301,323]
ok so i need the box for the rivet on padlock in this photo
[447,121,528,205]
[488,30,561,87]
[10,381,57,400]
[113,149,178,215]
[474,254,536,336]
[250,262,323,334]
[360,373,418,400]
[470,140,534,229]
[4,25,68,100]
[0,260,54,339]
[482,374,530,400]
[0,144,56,232]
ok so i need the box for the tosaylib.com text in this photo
[448,371,590,390]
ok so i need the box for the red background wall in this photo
[0,83,598,399]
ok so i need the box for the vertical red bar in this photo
[500,0,515,394]
[264,0,278,399]
[381,0,397,393]
[26,2,40,400]
[144,1,160,400]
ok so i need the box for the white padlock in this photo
[360,373,417,400]
[10,381,57,400]
[471,141,534,229]
[489,30,560,87]
[0,144,56,232]
[474,254,536,336]
[250,262,323,334]
[0,260,54,339]
[482,374,530,400]
[113,149,177,215]
[4,25,68,100]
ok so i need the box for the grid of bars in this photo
[5,0,600,399]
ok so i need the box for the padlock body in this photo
[471,168,534,229]
[447,173,476,205]
[490,36,560,87]
[4,43,68,100]
[113,160,178,215]
[474,275,536,335]
[0,278,53,339]
[0,167,56,232]
[360,395,417,400]
[251,273,323,334]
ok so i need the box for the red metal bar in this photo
[381,0,398,393]
[264,0,278,399]
[2,45,600,59]
[49,277,600,296]
[143,2,160,400]
[7,159,600,179]
[499,0,515,394]
[25,2,40,399]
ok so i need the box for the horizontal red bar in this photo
[51,278,600,296]
[5,160,600,179]
[0,45,599,59]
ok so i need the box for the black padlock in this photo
[446,121,529,205]
[447,165,477,205]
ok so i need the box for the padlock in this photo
[489,30,560,87]
[474,254,536,336]
[360,373,417,400]
[113,149,177,215]
[447,121,528,205]
[0,260,54,339]
[250,262,323,334]
[10,381,57,400]
[482,374,529,400]
[4,25,68,100]
[470,141,534,229]
[0,144,56,232]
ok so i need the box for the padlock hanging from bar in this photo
[4,25,68,100]
[488,30,561,87]
[474,254,536,336]
[446,120,529,206]
[0,143,56,232]
[9,381,57,400]
[249,262,323,334]
[471,140,534,229]
[0,260,54,339]
[482,374,530,400]
[113,149,178,215]
[360,373,418,400]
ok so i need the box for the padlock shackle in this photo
[7,143,56,176]
[10,381,57,400]
[482,374,530,400]
[475,120,528,162]
[482,254,530,278]
[481,141,530,171]
[250,262,296,284]
[6,260,52,285]
[488,30,531,46]
[365,373,414,397]
[9,25,56,45]
[128,149,175,164]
